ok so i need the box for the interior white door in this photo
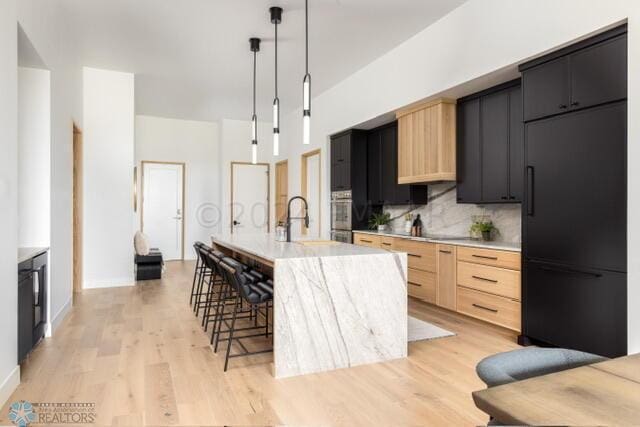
[305,153,321,238]
[232,163,269,234]
[142,162,184,260]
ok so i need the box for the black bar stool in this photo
[199,249,226,330]
[193,245,215,316]
[189,242,206,306]
[214,257,273,372]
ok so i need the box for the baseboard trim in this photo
[0,365,20,410]
[48,296,72,337]
[83,277,135,290]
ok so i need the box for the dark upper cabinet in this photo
[521,27,627,122]
[367,130,383,204]
[330,132,352,192]
[508,86,524,201]
[367,122,428,206]
[457,80,523,204]
[522,57,570,122]
[481,90,510,202]
[456,98,481,203]
[570,35,627,111]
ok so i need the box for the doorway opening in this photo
[230,162,270,234]
[141,161,186,260]
[301,149,321,237]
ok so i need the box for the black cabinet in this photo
[330,132,352,192]
[524,102,627,272]
[366,122,428,206]
[17,252,48,363]
[522,27,627,122]
[456,80,523,204]
[524,260,626,358]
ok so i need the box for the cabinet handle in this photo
[360,239,372,243]
[501,196,508,200]
[571,101,580,107]
[472,275,498,283]
[408,253,422,258]
[526,166,534,216]
[408,281,422,287]
[439,250,452,254]
[558,104,568,109]
[382,242,392,246]
[539,265,602,278]
[472,254,498,261]
[472,303,498,313]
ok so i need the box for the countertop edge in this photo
[353,230,521,252]
[18,247,50,264]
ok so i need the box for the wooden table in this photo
[472,353,640,425]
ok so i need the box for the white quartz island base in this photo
[211,234,408,379]
[274,253,407,378]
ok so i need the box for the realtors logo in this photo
[8,401,96,425]
[8,401,36,427]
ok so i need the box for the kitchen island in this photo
[211,234,408,378]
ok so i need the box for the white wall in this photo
[279,0,640,352]
[83,67,135,288]
[219,119,276,236]
[0,0,20,408]
[135,115,220,260]
[18,67,51,248]
[17,0,82,335]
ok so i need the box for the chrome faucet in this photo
[286,196,310,242]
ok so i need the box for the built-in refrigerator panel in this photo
[524,102,627,273]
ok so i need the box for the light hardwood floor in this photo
[1,261,519,426]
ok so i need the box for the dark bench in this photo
[135,250,163,280]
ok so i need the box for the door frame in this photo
[301,149,322,236]
[140,160,186,260]
[230,161,271,234]
[275,159,288,224]
[73,123,83,296]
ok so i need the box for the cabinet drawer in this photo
[457,286,521,332]
[407,268,436,304]
[457,261,521,300]
[380,236,396,250]
[353,233,381,248]
[395,239,436,272]
[457,246,521,270]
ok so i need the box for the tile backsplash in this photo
[383,183,522,243]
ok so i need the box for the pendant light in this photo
[249,37,261,164]
[270,7,282,156]
[302,0,311,145]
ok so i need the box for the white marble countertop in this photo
[18,247,49,264]
[211,234,391,262]
[353,230,521,252]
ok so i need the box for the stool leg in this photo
[265,301,270,338]
[189,258,201,306]
[212,279,230,349]
[201,274,214,328]
[195,269,208,317]
[224,295,240,372]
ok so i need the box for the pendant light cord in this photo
[305,0,309,74]
[253,49,257,116]
[275,21,278,97]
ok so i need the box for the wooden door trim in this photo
[140,160,186,260]
[230,161,271,234]
[275,160,288,225]
[301,149,321,236]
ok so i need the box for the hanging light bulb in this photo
[302,0,311,145]
[270,7,282,156]
[249,38,261,164]
[273,98,280,156]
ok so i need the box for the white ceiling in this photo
[60,0,466,122]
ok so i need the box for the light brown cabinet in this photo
[395,98,457,184]
[353,231,522,332]
[436,244,457,311]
